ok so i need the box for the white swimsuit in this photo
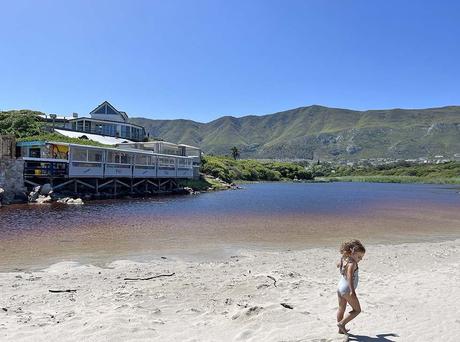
[337,258,359,296]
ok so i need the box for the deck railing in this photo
[21,146,195,179]
[23,158,68,177]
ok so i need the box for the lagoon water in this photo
[1,182,460,270]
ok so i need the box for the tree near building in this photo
[231,146,240,160]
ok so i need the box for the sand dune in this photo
[1,239,459,341]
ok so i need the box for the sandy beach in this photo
[1,239,459,342]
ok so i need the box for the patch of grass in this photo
[18,133,111,147]
[309,161,460,184]
[178,176,229,191]
[327,175,460,184]
[178,178,212,191]
[203,177,231,190]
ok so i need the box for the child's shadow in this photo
[348,333,399,342]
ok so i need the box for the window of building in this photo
[101,124,116,136]
[88,149,103,162]
[29,148,41,158]
[107,151,116,163]
[159,157,175,169]
[121,125,130,138]
[106,105,117,115]
[107,151,131,164]
[135,154,154,165]
[95,106,106,114]
[132,128,142,140]
[164,147,178,155]
[120,153,130,164]
[72,147,88,161]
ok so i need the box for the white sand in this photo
[1,239,459,342]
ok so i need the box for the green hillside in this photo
[132,105,460,160]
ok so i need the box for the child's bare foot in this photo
[337,323,349,334]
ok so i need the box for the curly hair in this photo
[340,239,366,256]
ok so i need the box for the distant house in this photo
[63,101,146,142]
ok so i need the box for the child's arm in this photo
[345,261,357,296]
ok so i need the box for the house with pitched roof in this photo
[64,101,146,142]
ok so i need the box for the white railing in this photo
[68,145,193,178]
[22,143,194,179]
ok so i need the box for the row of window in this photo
[71,147,192,166]
[70,121,144,140]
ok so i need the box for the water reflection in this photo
[0,182,459,270]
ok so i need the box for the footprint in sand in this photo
[245,306,263,317]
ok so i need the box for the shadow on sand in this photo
[348,333,399,342]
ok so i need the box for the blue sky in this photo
[1,0,459,121]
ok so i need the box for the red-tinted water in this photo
[1,183,459,271]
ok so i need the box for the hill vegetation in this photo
[2,108,459,184]
[199,157,460,184]
[308,160,460,184]
[201,155,312,183]
[0,110,108,147]
[0,110,44,138]
[131,105,460,160]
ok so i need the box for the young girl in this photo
[336,239,366,335]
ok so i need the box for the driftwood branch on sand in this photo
[49,289,77,293]
[124,272,176,281]
[267,275,277,287]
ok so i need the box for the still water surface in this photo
[0,182,459,270]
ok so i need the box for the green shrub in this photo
[0,110,44,138]
[200,155,312,182]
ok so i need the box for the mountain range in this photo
[131,105,460,160]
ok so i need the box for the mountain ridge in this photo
[131,105,460,160]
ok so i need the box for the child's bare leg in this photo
[337,293,347,326]
[338,293,361,329]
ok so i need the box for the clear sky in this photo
[1,0,459,122]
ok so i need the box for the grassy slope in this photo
[131,105,460,160]
[320,161,460,184]
[1,110,110,147]
[328,175,460,184]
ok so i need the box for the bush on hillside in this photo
[0,110,44,138]
[201,155,312,182]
